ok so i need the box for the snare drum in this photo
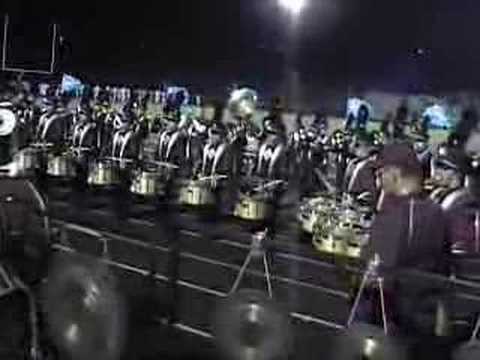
[130,170,164,197]
[47,153,76,178]
[88,160,120,187]
[234,194,273,221]
[178,180,216,206]
[14,147,42,174]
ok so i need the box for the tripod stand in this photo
[470,315,480,343]
[230,230,273,298]
[347,256,389,335]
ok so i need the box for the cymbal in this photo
[333,323,408,360]
[44,255,126,360]
[213,289,292,360]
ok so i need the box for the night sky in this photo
[2,0,480,97]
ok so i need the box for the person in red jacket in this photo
[370,142,449,272]
[357,143,450,332]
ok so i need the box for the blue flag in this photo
[61,74,84,96]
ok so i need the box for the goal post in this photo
[1,14,58,75]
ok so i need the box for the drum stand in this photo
[0,264,40,359]
[230,230,273,298]
[347,256,389,335]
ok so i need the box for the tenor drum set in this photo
[309,197,371,259]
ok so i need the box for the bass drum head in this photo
[0,108,17,137]
[0,108,17,166]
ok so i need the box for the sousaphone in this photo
[228,88,258,121]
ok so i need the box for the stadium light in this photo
[278,0,307,15]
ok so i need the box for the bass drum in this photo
[0,108,18,167]
[0,179,50,284]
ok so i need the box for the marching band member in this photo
[392,100,409,140]
[185,99,225,177]
[441,111,480,254]
[344,131,382,205]
[370,143,449,272]
[262,97,286,141]
[357,143,451,332]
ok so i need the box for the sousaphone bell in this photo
[228,88,258,121]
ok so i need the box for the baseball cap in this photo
[376,142,423,177]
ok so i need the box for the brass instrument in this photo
[228,88,258,121]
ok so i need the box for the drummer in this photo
[441,112,480,254]
[262,96,286,141]
[344,131,381,205]
[370,142,449,273]
[188,98,226,176]
[428,143,463,203]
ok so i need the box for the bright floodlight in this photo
[278,0,306,15]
